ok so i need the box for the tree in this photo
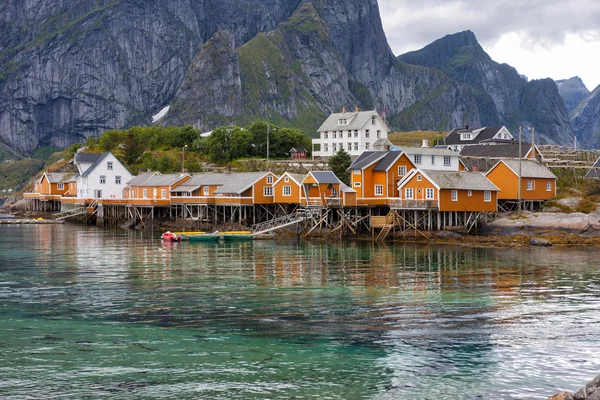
[328,149,351,185]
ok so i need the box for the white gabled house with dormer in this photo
[74,151,133,200]
[312,108,390,158]
[443,125,515,152]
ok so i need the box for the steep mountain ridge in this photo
[571,85,600,149]
[556,77,590,115]
[398,30,575,146]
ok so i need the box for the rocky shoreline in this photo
[549,375,600,399]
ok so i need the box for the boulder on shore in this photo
[484,212,600,236]
[548,374,600,400]
[548,392,575,400]
[530,237,552,246]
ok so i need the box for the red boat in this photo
[161,231,182,242]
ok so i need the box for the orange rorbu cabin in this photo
[302,171,355,207]
[273,172,305,204]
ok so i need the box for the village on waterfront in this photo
[6,109,600,246]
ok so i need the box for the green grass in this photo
[388,131,445,147]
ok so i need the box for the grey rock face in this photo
[571,85,600,149]
[574,375,600,400]
[556,77,590,115]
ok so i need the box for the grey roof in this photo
[444,126,507,146]
[421,170,499,191]
[348,151,387,170]
[317,110,379,132]
[74,152,103,164]
[586,157,600,178]
[460,143,533,158]
[212,172,271,194]
[309,171,342,185]
[170,173,228,193]
[340,183,356,193]
[399,146,458,156]
[45,173,76,183]
[133,173,189,187]
[126,171,160,187]
[373,151,403,172]
[80,153,110,178]
[498,160,556,179]
[274,173,305,186]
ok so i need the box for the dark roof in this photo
[586,157,600,178]
[348,151,387,170]
[444,126,506,146]
[80,153,110,178]
[310,171,342,184]
[372,151,402,171]
[74,152,103,164]
[289,148,307,153]
[460,143,533,158]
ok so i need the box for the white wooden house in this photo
[75,152,133,200]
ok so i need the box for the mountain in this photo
[0,0,480,154]
[398,30,575,146]
[556,77,590,115]
[571,85,600,149]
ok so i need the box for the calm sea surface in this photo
[1,225,599,399]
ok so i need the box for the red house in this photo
[289,148,308,159]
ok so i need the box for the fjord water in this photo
[1,225,599,399]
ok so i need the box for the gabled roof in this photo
[348,151,387,170]
[132,173,189,187]
[372,151,403,172]
[459,143,534,158]
[126,171,161,187]
[399,146,458,156]
[487,160,556,179]
[212,172,273,194]
[273,172,305,186]
[289,148,307,153]
[44,172,77,184]
[444,126,507,146]
[308,171,342,185]
[317,110,381,132]
[340,183,356,193]
[585,157,600,179]
[80,153,111,178]
[404,169,499,191]
[74,152,103,164]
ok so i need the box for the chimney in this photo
[464,124,469,130]
[182,167,187,174]
[421,139,429,148]
[355,106,360,112]
[342,106,347,113]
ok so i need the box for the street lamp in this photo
[182,145,188,172]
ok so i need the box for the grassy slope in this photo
[388,130,445,148]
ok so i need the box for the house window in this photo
[57,183,64,190]
[264,186,273,197]
[283,186,291,196]
[354,142,359,151]
[365,129,370,138]
[115,176,121,184]
[468,190,472,197]
[267,176,273,184]
[153,188,157,198]
[354,182,361,187]
[365,142,370,150]
[375,185,383,196]
[426,188,434,200]
[324,132,328,139]
[347,142,352,151]
[347,131,351,138]
[417,175,422,181]
[484,191,491,202]
[353,170,360,175]
[372,117,376,125]
[161,189,167,199]
[546,181,552,191]
[204,186,209,196]
[377,130,381,138]
[143,189,148,199]
[444,156,451,166]
[333,143,337,152]
[338,119,347,125]
[405,188,414,199]
[398,166,406,176]
[354,130,358,138]
[414,154,422,164]
[324,144,329,152]
[285,177,289,182]
[461,133,472,140]
[333,132,337,139]
[100,175,106,184]
[331,187,338,197]
[431,155,435,165]
[107,161,113,170]
[451,190,458,201]
[526,180,535,190]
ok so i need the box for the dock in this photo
[0,219,65,225]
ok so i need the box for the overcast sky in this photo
[379,0,600,91]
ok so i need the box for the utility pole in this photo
[518,126,522,214]
[182,144,188,173]
[266,124,270,167]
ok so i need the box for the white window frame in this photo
[546,181,552,192]
[426,188,434,200]
[398,166,406,176]
[142,189,148,199]
[526,180,535,191]
[354,182,361,187]
[484,191,491,202]
[365,129,370,138]
[353,170,360,175]
[266,175,273,184]
[443,156,451,166]
[264,186,273,197]
[204,186,209,196]
[153,188,157,198]
[107,161,113,170]
[354,130,358,138]
[414,154,422,165]
[115,176,121,185]
[451,190,458,202]
[100,175,106,184]
[285,176,290,182]
[283,186,291,196]
[375,184,383,196]
[331,187,338,197]
[57,183,64,190]
[161,189,167,199]
[354,142,359,151]
[365,142,370,150]
[417,175,422,182]
[468,190,472,197]
[405,188,414,199]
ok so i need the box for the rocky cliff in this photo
[399,30,576,146]
[556,77,590,115]
[571,85,600,149]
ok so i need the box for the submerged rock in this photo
[548,392,575,400]
[530,237,552,246]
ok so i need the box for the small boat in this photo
[220,231,254,241]
[161,231,182,242]
[187,233,221,243]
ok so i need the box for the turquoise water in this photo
[1,225,599,399]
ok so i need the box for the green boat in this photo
[187,234,221,243]
[220,234,254,242]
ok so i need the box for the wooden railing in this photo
[389,199,437,209]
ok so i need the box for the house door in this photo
[94,190,102,199]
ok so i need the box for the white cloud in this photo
[379,0,600,89]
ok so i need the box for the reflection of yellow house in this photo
[485,159,557,201]
[397,169,499,212]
